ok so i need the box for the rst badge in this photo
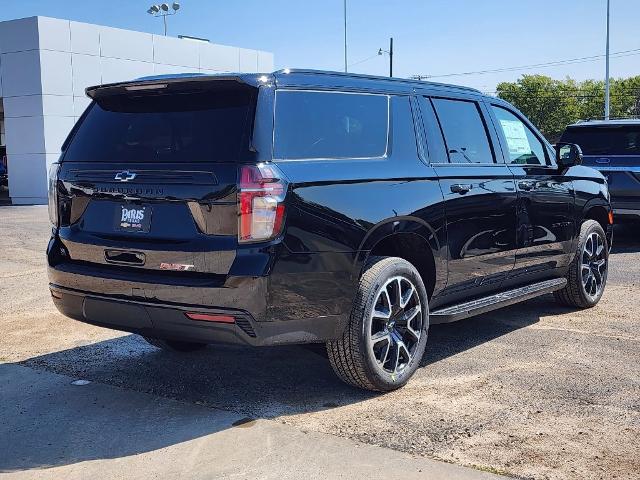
[159,262,195,271]
[115,205,152,233]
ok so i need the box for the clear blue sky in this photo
[2,0,639,92]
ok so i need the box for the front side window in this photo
[431,98,494,164]
[273,90,389,160]
[492,106,547,165]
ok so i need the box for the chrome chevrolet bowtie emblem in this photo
[114,171,137,182]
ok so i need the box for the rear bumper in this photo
[47,230,358,345]
[49,283,346,346]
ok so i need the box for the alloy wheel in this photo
[581,232,607,299]
[368,276,423,375]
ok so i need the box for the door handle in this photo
[450,183,472,194]
[518,181,535,191]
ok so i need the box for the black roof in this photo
[86,69,485,99]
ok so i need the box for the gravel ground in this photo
[1,206,639,480]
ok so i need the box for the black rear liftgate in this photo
[53,75,259,279]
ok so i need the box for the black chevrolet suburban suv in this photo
[48,70,613,392]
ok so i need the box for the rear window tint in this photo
[560,125,640,156]
[63,89,254,162]
[273,91,389,160]
[432,98,494,164]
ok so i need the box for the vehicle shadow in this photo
[424,293,566,365]
[2,294,552,472]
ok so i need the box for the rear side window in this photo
[273,90,389,160]
[491,106,547,165]
[432,98,494,164]
[560,125,640,155]
[63,89,254,162]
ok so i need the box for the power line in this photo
[414,47,640,79]
[484,88,640,96]
[347,53,380,68]
[484,92,640,99]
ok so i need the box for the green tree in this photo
[496,75,578,142]
[496,75,640,142]
[610,76,640,117]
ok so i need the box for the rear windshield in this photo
[560,125,640,156]
[63,89,254,162]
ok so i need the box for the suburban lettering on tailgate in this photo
[95,186,165,196]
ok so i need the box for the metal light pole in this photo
[378,37,393,77]
[604,0,611,120]
[148,3,181,36]
[343,0,348,72]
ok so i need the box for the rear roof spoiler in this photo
[85,73,271,100]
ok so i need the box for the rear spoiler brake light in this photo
[86,74,267,100]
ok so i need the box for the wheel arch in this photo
[582,199,613,248]
[356,216,446,299]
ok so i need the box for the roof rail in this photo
[272,68,483,94]
[579,114,640,122]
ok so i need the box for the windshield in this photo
[560,125,640,156]
[63,89,255,163]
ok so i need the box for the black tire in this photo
[554,220,609,308]
[327,256,429,392]
[142,336,207,352]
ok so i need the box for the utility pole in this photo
[604,0,611,120]
[389,37,393,77]
[343,0,348,72]
[378,37,393,77]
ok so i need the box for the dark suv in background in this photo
[48,70,612,392]
[561,119,640,222]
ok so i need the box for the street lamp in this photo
[147,3,180,36]
[378,37,393,77]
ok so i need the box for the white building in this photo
[0,16,274,204]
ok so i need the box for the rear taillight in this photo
[48,162,60,226]
[238,163,287,243]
